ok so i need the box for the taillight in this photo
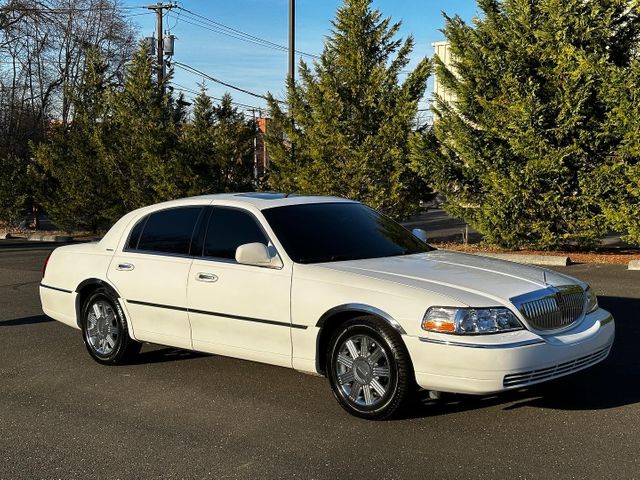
[42,251,53,279]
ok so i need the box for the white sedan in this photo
[40,193,615,419]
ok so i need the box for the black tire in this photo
[326,316,415,420]
[81,287,141,365]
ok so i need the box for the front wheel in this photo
[81,288,141,365]
[326,317,414,419]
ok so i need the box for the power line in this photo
[171,5,319,60]
[166,12,299,57]
[125,11,154,18]
[166,13,292,55]
[170,83,199,96]
[171,82,264,111]
[173,61,283,103]
[175,5,318,58]
[171,85,261,120]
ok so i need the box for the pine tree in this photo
[591,57,640,245]
[183,88,255,194]
[104,45,188,215]
[212,93,255,192]
[412,0,640,248]
[0,154,29,227]
[266,0,431,219]
[183,83,220,195]
[31,49,114,231]
[32,45,192,230]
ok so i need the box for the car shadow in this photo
[402,295,640,419]
[131,346,210,365]
[0,315,53,326]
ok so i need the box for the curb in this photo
[27,234,73,243]
[0,233,13,240]
[473,253,571,266]
[629,260,640,271]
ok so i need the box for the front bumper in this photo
[405,307,615,395]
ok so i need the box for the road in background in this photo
[403,208,629,247]
[1,241,639,479]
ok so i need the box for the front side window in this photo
[203,208,268,260]
[135,206,203,255]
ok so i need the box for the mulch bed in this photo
[432,242,640,265]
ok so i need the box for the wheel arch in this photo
[74,278,122,329]
[314,304,406,375]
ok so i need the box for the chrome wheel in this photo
[85,300,119,356]
[334,334,391,407]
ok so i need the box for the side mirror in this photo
[235,242,283,269]
[411,228,428,243]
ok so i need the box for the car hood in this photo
[315,250,583,307]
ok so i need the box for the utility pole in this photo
[252,109,258,182]
[288,0,295,164]
[145,2,176,87]
[288,0,295,83]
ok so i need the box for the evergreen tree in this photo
[184,88,255,194]
[212,93,255,192]
[104,45,188,216]
[183,83,219,195]
[32,45,192,230]
[412,0,640,248]
[31,49,114,231]
[586,51,640,245]
[0,101,45,228]
[266,0,431,219]
[0,154,29,227]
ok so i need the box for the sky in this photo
[124,0,478,114]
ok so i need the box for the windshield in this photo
[262,202,434,264]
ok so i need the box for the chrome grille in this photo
[516,285,585,331]
[503,346,610,388]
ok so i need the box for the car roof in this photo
[186,192,357,210]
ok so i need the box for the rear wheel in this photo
[326,317,414,419]
[81,288,141,365]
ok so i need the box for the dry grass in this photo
[0,226,100,241]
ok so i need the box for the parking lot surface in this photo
[1,241,639,479]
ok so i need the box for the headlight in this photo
[422,307,523,334]
[585,286,598,313]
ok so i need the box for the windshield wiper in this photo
[298,254,357,264]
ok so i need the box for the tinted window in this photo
[126,217,147,250]
[136,207,203,255]
[262,202,433,264]
[204,208,268,259]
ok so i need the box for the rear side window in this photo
[135,207,203,255]
[203,208,268,260]
[126,217,147,250]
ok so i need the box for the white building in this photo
[432,41,455,104]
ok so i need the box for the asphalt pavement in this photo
[1,241,639,479]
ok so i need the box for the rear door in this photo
[107,206,205,349]
[187,206,293,367]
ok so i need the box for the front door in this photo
[187,206,292,367]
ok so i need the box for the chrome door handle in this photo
[116,263,135,271]
[196,272,218,283]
